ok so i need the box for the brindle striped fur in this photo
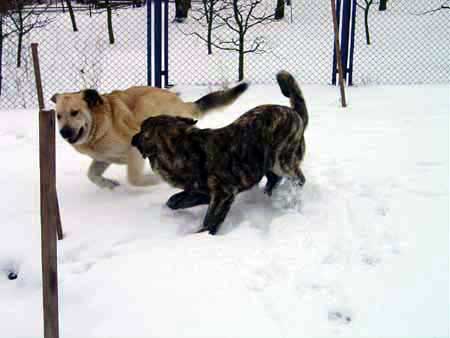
[132,71,308,235]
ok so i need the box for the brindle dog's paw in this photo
[99,178,120,189]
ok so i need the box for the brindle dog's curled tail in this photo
[276,71,308,129]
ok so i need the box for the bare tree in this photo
[3,1,53,67]
[190,0,273,81]
[421,1,450,14]
[274,0,284,20]
[65,0,78,31]
[175,0,191,22]
[378,0,387,11]
[356,0,376,45]
[105,0,114,44]
[190,0,223,54]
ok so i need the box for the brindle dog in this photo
[132,71,308,235]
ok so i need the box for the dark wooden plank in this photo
[39,109,60,338]
[31,43,64,240]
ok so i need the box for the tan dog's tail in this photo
[193,82,248,116]
[276,71,308,129]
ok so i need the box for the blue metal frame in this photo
[154,0,162,88]
[331,0,341,85]
[146,0,152,86]
[348,0,357,85]
[164,0,169,87]
[331,0,356,86]
[147,0,170,88]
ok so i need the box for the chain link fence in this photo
[0,2,148,109]
[0,0,448,109]
[352,0,450,85]
[169,0,334,86]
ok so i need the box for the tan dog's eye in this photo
[71,111,79,117]
[57,114,61,120]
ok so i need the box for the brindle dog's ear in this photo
[176,117,198,125]
[83,89,103,108]
[131,132,141,148]
[50,93,59,103]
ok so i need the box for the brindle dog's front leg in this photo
[87,160,119,189]
[264,171,282,196]
[166,191,210,210]
[199,191,235,235]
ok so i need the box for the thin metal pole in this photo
[331,0,341,85]
[154,0,162,88]
[340,0,351,83]
[147,0,152,86]
[331,0,347,107]
[348,0,357,85]
[164,0,169,87]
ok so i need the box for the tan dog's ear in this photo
[83,89,103,108]
[50,93,59,103]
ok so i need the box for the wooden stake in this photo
[39,108,60,338]
[31,43,63,240]
[331,0,348,107]
[32,43,61,338]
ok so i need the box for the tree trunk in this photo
[379,0,387,11]
[105,0,115,44]
[364,7,370,45]
[175,0,191,22]
[274,0,285,20]
[207,0,213,54]
[17,6,24,68]
[238,36,244,81]
[17,32,23,68]
[66,0,78,32]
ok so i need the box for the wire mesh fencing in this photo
[0,0,448,109]
[168,0,334,86]
[352,0,450,85]
[0,2,148,109]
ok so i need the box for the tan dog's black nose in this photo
[60,126,74,140]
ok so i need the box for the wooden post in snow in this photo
[31,43,61,338]
[331,0,347,108]
[31,43,63,240]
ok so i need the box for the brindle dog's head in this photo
[131,115,197,158]
[51,89,103,145]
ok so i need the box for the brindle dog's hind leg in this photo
[167,191,210,210]
[264,171,282,196]
[198,191,235,235]
[294,167,306,187]
[88,160,119,189]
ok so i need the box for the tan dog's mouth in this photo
[68,127,84,144]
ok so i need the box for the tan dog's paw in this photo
[98,178,120,189]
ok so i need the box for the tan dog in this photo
[51,83,248,189]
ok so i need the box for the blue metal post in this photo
[154,0,162,88]
[331,0,341,85]
[340,0,351,83]
[348,0,357,85]
[164,0,169,87]
[146,0,152,86]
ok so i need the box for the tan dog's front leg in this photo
[127,147,159,186]
[87,160,120,189]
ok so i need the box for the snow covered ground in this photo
[0,83,448,337]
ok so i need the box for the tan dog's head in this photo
[51,89,102,145]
